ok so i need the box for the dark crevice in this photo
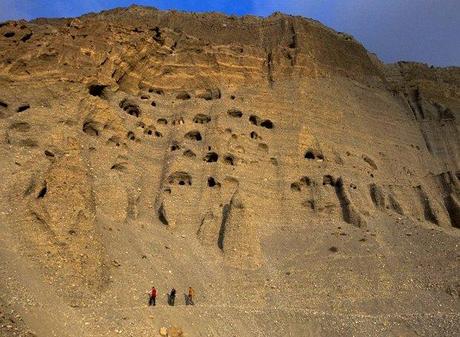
[184,130,202,141]
[17,104,30,112]
[151,26,164,45]
[37,184,47,199]
[217,204,231,250]
[406,98,418,120]
[288,20,297,66]
[335,178,365,227]
[421,131,432,154]
[127,131,135,141]
[369,184,385,209]
[291,176,314,191]
[288,21,297,49]
[44,150,55,157]
[388,194,404,215]
[305,151,315,159]
[107,136,121,147]
[88,84,106,97]
[176,91,191,100]
[208,177,219,188]
[149,88,164,95]
[119,99,141,117]
[111,163,127,171]
[20,32,33,42]
[300,176,312,186]
[204,152,218,163]
[413,88,425,119]
[228,109,243,118]
[267,51,274,87]
[170,142,181,151]
[363,155,377,170]
[322,175,335,186]
[168,171,192,186]
[83,121,99,136]
[415,185,438,224]
[146,129,157,137]
[329,246,338,253]
[263,119,274,129]
[335,179,352,223]
[444,194,460,228]
[183,149,196,158]
[197,88,221,100]
[435,172,460,228]
[193,114,211,124]
[158,203,169,226]
[9,122,30,131]
[304,149,324,160]
[223,154,235,166]
[291,182,301,191]
[249,115,260,125]
[438,106,455,121]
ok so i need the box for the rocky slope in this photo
[0,5,458,337]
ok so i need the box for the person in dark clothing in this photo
[149,286,157,306]
[169,288,176,306]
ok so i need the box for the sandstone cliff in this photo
[0,6,458,337]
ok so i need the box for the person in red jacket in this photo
[149,286,157,306]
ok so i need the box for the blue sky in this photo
[1,0,458,66]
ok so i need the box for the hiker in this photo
[169,288,176,306]
[187,286,195,305]
[149,286,157,306]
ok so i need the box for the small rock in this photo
[167,326,183,337]
[159,327,168,336]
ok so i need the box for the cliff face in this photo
[0,6,459,337]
